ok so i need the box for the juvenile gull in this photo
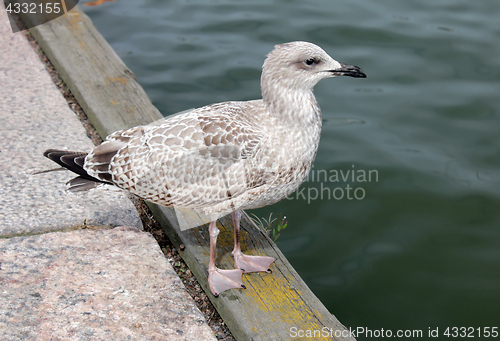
[43,41,366,296]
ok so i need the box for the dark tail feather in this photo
[42,149,111,191]
[67,176,104,192]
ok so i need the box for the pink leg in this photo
[208,220,244,297]
[232,211,276,273]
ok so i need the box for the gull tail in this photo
[42,149,111,192]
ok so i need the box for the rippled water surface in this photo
[84,0,500,337]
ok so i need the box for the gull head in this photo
[261,41,366,96]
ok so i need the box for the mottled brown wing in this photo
[106,102,269,209]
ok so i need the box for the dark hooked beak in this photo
[330,63,367,78]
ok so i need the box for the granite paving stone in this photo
[0,226,216,340]
[0,6,142,236]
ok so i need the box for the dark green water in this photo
[84,0,500,338]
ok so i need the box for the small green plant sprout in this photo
[270,213,288,242]
[250,212,288,242]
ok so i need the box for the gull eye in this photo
[305,58,315,66]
